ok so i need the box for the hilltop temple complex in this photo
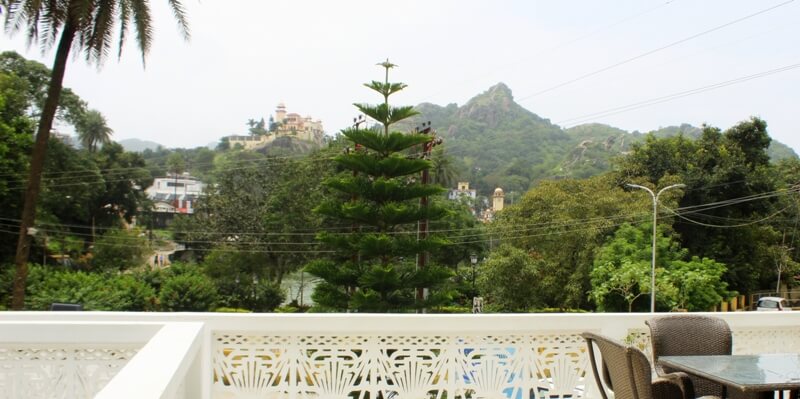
[227,103,324,149]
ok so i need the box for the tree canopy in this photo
[2,0,191,308]
[614,118,785,294]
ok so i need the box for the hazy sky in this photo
[3,0,799,151]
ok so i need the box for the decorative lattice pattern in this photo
[0,346,138,399]
[621,326,800,360]
[733,327,800,354]
[624,328,653,362]
[212,332,592,399]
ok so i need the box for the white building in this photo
[448,181,477,201]
[145,174,206,215]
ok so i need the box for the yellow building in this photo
[273,103,324,143]
[227,103,324,149]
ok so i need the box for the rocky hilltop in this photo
[404,83,796,195]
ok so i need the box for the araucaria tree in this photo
[306,61,452,312]
[2,0,189,309]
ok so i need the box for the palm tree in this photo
[431,147,458,188]
[77,109,113,152]
[2,0,190,309]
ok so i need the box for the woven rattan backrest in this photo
[582,332,653,399]
[646,315,731,397]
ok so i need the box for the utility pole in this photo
[348,115,366,300]
[416,121,442,303]
[626,183,685,312]
[173,172,178,213]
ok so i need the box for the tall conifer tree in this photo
[306,61,451,312]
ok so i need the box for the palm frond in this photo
[116,0,130,58]
[129,0,153,64]
[166,0,189,40]
[86,0,116,64]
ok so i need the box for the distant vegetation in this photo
[2,50,800,313]
[403,83,797,196]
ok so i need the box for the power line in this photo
[516,0,796,102]
[665,204,791,228]
[420,0,680,102]
[1,185,794,250]
[0,184,793,239]
[0,138,457,190]
[0,146,341,187]
[557,62,800,126]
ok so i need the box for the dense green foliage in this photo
[158,269,219,312]
[3,48,800,313]
[615,118,787,294]
[404,84,796,196]
[0,264,157,311]
[0,51,88,126]
[489,117,796,312]
[590,223,730,312]
[0,53,151,265]
[476,245,543,312]
[2,0,189,308]
[492,174,645,309]
[201,249,286,312]
[0,70,35,260]
[91,228,151,272]
[28,270,157,311]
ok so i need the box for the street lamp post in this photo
[626,183,685,312]
[470,254,483,313]
[470,254,478,293]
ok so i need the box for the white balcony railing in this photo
[1,312,799,399]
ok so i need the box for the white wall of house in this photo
[145,175,206,214]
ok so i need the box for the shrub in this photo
[92,228,150,271]
[477,245,544,312]
[159,271,219,311]
[214,307,251,313]
[27,270,156,310]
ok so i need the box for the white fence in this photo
[1,312,798,399]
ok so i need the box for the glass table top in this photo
[659,354,800,392]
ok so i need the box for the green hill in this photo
[404,83,571,195]
[405,83,797,196]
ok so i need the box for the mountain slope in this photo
[119,138,164,152]
[405,83,572,194]
[407,83,797,196]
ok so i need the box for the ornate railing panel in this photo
[2,312,799,399]
[0,345,138,399]
[211,331,592,399]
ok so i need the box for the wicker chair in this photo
[582,332,695,399]
[646,315,732,399]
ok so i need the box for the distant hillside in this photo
[404,83,571,195]
[557,123,703,179]
[562,122,797,179]
[119,138,164,152]
[767,140,798,161]
[405,83,797,196]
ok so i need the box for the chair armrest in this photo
[652,372,696,399]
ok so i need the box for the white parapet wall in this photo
[0,312,798,399]
[0,321,158,398]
